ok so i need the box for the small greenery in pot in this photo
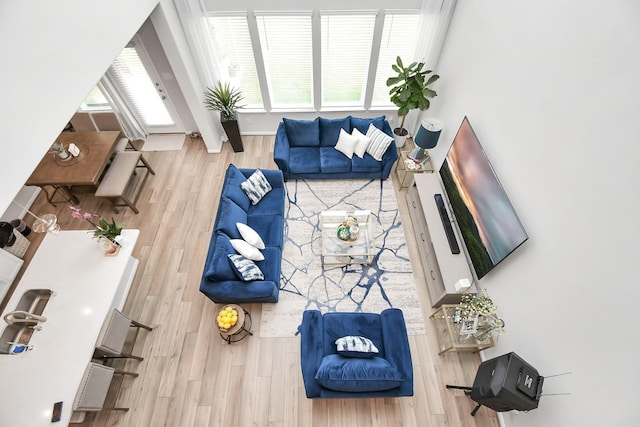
[386,56,440,140]
[70,207,124,244]
[50,142,71,160]
[203,81,245,121]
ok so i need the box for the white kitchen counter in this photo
[0,229,140,426]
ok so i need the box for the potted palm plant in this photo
[386,56,440,147]
[204,81,245,152]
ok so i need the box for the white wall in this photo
[429,1,640,425]
[0,0,160,214]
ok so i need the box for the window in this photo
[207,10,420,112]
[209,15,263,108]
[371,12,422,106]
[80,86,112,111]
[321,13,376,106]
[256,13,313,108]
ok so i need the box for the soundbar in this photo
[434,194,460,254]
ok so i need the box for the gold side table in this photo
[395,150,434,189]
[430,304,494,354]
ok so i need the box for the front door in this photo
[110,36,184,134]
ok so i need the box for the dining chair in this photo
[91,112,137,152]
[69,112,96,132]
[93,309,153,368]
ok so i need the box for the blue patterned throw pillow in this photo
[228,254,265,281]
[240,169,272,205]
[335,335,380,358]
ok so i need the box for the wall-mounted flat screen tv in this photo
[439,117,528,279]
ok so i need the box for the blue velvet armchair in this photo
[300,309,413,398]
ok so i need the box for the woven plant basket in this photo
[3,229,30,259]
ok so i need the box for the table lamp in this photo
[410,118,443,163]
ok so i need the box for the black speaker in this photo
[470,352,543,412]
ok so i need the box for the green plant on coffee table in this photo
[458,288,505,341]
[50,142,66,154]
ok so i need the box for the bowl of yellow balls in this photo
[217,305,240,332]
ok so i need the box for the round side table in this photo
[218,304,253,344]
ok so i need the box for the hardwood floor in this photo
[10,135,499,427]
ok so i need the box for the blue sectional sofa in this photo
[199,164,285,304]
[273,116,399,181]
[300,309,414,398]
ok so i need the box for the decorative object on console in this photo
[386,56,440,148]
[458,289,505,342]
[454,278,472,293]
[410,118,443,162]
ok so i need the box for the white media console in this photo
[406,174,475,307]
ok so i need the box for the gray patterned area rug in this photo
[259,179,426,337]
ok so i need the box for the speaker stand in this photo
[445,384,482,416]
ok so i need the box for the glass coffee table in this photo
[319,210,375,265]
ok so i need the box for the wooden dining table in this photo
[26,131,121,205]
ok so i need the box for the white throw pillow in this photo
[230,239,264,261]
[365,123,394,161]
[352,128,371,158]
[334,128,359,159]
[236,223,265,250]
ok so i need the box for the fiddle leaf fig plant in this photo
[386,56,440,135]
[203,81,245,121]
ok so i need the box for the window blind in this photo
[256,14,313,108]
[209,15,263,108]
[371,12,421,106]
[321,13,376,106]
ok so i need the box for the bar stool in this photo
[69,362,129,423]
[93,309,153,375]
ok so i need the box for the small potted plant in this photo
[204,81,245,152]
[70,207,124,256]
[50,141,71,160]
[386,56,440,147]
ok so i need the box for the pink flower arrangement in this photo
[69,207,124,243]
[70,206,95,223]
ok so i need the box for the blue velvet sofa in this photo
[199,164,285,304]
[300,309,413,398]
[273,116,399,181]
